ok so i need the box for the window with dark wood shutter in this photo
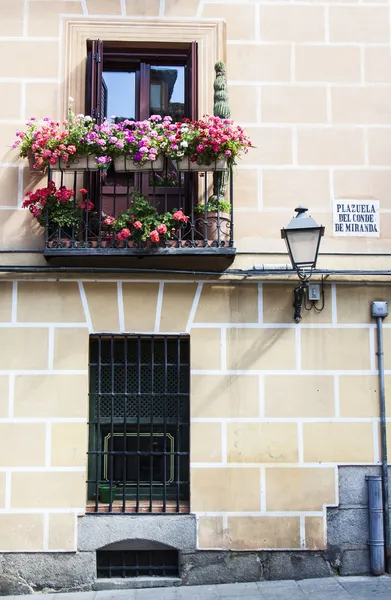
[84,41,198,218]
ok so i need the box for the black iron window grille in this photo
[97,549,179,578]
[87,334,190,514]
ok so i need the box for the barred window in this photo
[87,334,190,514]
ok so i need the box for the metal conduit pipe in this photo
[366,475,385,575]
[1,266,391,276]
[372,301,391,572]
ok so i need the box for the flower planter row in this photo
[41,154,228,173]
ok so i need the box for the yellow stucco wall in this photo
[0,0,390,261]
[0,279,387,551]
[0,0,390,557]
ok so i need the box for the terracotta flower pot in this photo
[175,157,227,172]
[114,155,164,173]
[199,211,231,243]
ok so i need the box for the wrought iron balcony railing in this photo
[41,164,235,259]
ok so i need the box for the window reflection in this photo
[150,66,185,121]
[102,71,136,120]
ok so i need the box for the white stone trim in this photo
[0,418,87,423]
[117,282,125,333]
[190,417,384,423]
[23,0,28,37]
[154,282,164,333]
[195,510,324,517]
[186,282,203,333]
[78,282,93,332]
[191,462,378,468]
[0,467,85,472]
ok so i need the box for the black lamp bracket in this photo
[293,275,325,323]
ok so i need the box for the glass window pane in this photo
[149,65,185,121]
[102,71,136,121]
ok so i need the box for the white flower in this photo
[84,116,92,122]
[68,96,74,104]
[180,141,188,148]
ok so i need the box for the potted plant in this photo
[99,483,118,503]
[172,115,252,172]
[103,190,189,247]
[22,182,94,246]
[13,99,108,173]
[195,197,231,242]
[13,117,62,174]
[106,116,165,172]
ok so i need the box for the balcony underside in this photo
[43,246,236,271]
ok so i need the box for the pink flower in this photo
[133,221,142,229]
[225,150,232,156]
[117,228,130,240]
[103,216,115,226]
[79,188,88,195]
[150,230,160,243]
[43,149,52,158]
[196,144,204,153]
[67,145,77,154]
[157,224,167,235]
[173,210,188,223]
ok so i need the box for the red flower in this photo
[79,188,88,195]
[79,200,94,211]
[150,230,160,243]
[133,220,142,229]
[157,223,167,235]
[173,210,188,223]
[117,228,130,240]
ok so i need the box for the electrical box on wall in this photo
[371,301,388,318]
[308,283,321,302]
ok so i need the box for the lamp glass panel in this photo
[285,229,320,267]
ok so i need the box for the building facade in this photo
[0,0,390,592]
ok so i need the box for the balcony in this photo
[40,164,236,270]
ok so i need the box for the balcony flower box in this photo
[175,157,227,172]
[113,155,164,173]
[51,155,99,172]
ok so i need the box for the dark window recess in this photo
[97,549,179,578]
[87,335,190,514]
[85,40,198,217]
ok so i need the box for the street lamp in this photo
[281,206,325,323]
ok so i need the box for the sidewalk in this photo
[2,576,391,600]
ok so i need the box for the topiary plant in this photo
[210,61,231,209]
